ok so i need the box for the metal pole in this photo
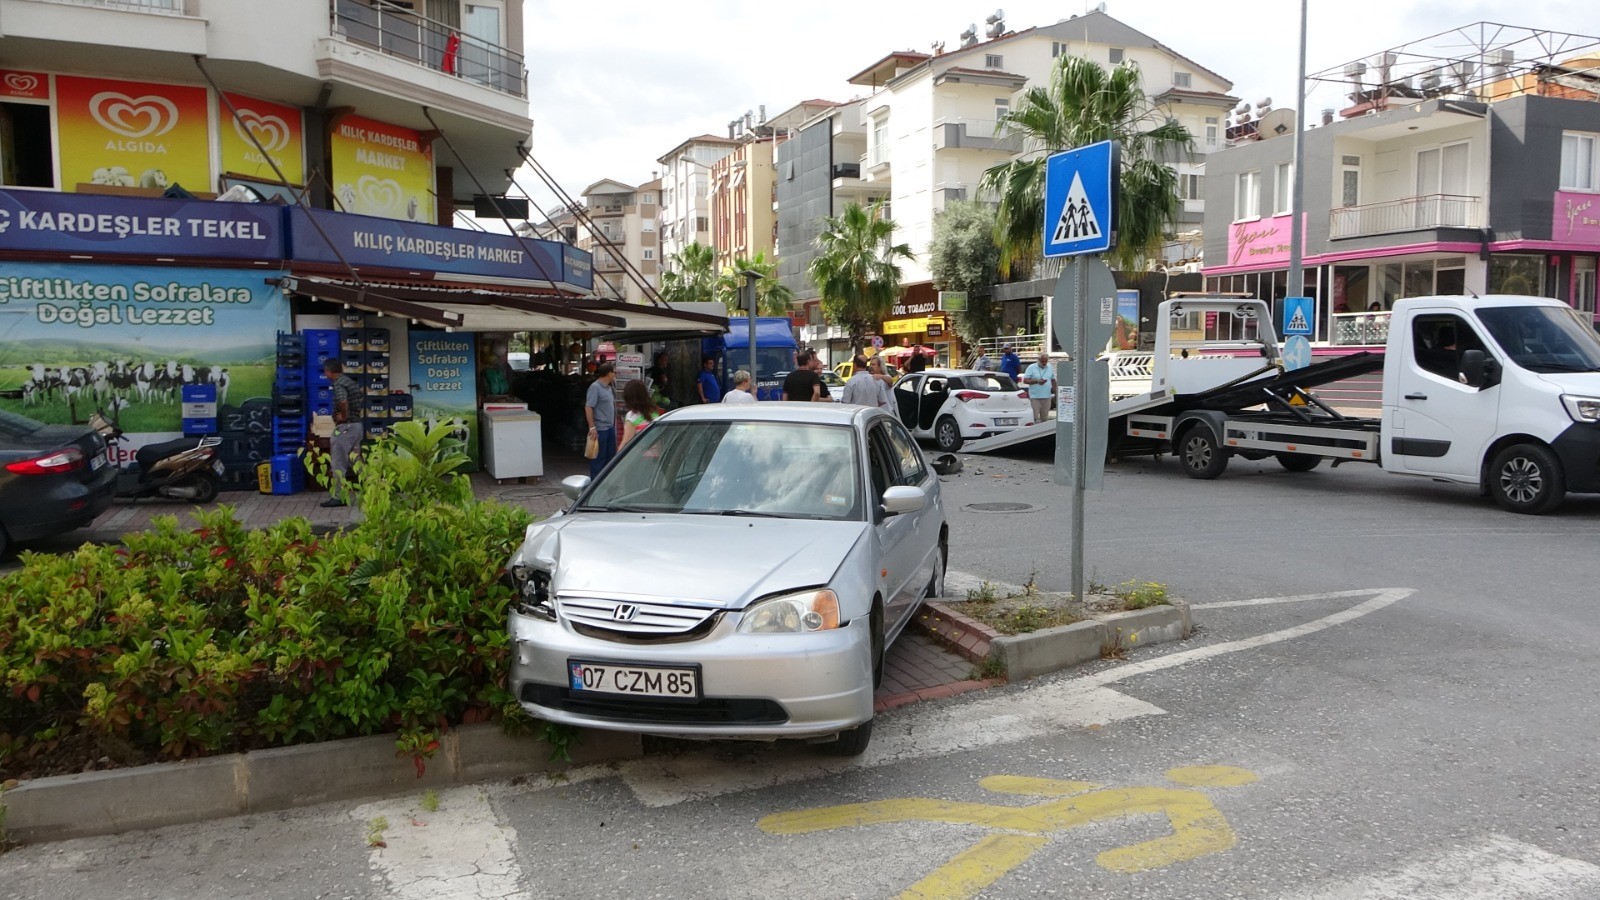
[1287,0,1309,306]
[1071,257,1087,602]
[746,277,758,389]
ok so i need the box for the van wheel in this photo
[933,416,963,452]
[1276,452,1320,472]
[821,720,873,757]
[1488,443,1565,514]
[1179,424,1228,479]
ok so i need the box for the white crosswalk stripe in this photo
[1285,835,1600,899]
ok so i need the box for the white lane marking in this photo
[1193,588,1408,610]
[351,786,525,900]
[1284,834,1600,899]
[517,587,1411,808]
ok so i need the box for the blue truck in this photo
[704,317,799,401]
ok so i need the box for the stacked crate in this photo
[303,328,339,417]
[340,318,396,440]
[269,332,308,492]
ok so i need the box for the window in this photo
[1275,163,1294,215]
[994,97,1010,120]
[640,192,654,205]
[1173,71,1192,88]
[1561,132,1597,191]
[1178,173,1203,201]
[695,216,708,232]
[1340,156,1361,208]
[985,54,1004,69]
[1411,313,1482,381]
[1577,257,1597,316]
[1109,48,1124,64]
[1204,117,1219,148]
[641,219,654,232]
[1051,41,1068,58]
[1235,170,1261,221]
[642,248,655,260]
[460,2,505,86]
[869,115,889,168]
[882,421,928,486]
[1489,254,1548,296]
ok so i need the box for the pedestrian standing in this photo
[809,353,833,400]
[905,348,927,374]
[839,354,879,406]
[321,357,365,508]
[696,355,723,404]
[782,350,821,402]
[974,348,993,371]
[585,362,618,477]
[1022,350,1056,423]
[999,345,1022,382]
[723,370,757,404]
[867,357,895,410]
[618,378,660,450]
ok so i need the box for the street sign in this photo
[1043,140,1119,258]
[1283,296,1314,336]
[939,290,968,312]
[1283,335,1312,371]
[870,335,884,350]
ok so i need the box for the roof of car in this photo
[913,368,1006,378]
[658,402,883,427]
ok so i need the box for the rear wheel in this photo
[1276,452,1321,472]
[821,720,873,757]
[186,472,220,504]
[933,415,963,452]
[1488,443,1565,514]
[1178,424,1229,479]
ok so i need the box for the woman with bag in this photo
[618,378,662,450]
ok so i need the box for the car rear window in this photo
[956,374,1016,392]
[0,408,45,440]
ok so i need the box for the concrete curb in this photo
[2,724,642,845]
[918,599,1193,682]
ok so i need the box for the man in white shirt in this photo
[974,349,993,371]
[1022,351,1056,423]
[722,370,757,404]
[839,354,879,407]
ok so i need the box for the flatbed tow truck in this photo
[961,294,1600,514]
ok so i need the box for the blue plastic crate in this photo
[303,329,339,352]
[276,366,307,385]
[267,454,306,495]
[182,417,217,436]
[181,384,217,403]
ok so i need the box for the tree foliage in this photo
[929,200,1003,346]
[978,55,1193,274]
[714,250,795,317]
[808,202,915,349]
[658,241,716,305]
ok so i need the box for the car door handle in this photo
[1404,392,1427,401]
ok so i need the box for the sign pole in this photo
[1071,257,1088,603]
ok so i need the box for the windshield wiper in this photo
[573,504,665,513]
[1523,362,1600,373]
[687,508,789,518]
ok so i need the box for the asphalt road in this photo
[4,447,1600,898]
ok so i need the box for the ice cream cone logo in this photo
[4,73,39,94]
[89,92,179,139]
[232,109,291,154]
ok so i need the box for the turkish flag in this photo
[441,32,461,74]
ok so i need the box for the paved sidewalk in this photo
[45,450,985,709]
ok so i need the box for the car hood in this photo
[517,514,869,608]
[1535,371,1600,394]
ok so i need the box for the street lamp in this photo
[739,268,764,388]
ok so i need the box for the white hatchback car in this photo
[892,369,1033,451]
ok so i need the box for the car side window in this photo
[894,376,919,400]
[922,376,947,396]
[865,425,895,504]
[1411,313,1484,381]
[883,420,928,486]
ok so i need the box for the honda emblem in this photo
[612,603,639,622]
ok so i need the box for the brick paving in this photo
[43,449,988,710]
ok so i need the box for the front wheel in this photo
[1488,443,1565,514]
[933,415,964,452]
[820,720,873,757]
[1178,424,1229,479]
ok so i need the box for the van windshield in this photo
[1475,305,1600,373]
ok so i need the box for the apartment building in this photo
[655,134,736,266]
[706,100,836,279]
[1201,24,1600,345]
[841,10,1235,349]
[578,178,661,304]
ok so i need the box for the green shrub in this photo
[0,422,532,779]
[1113,580,1169,609]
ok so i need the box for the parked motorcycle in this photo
[90,411,224,503]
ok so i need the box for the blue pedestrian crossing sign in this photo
[1283,296,1314,336]
[1043,140,1119,258]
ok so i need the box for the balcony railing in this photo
[933,117,1023,152]
[46,0,185,11]
[331,0,526,98]
[1329,194,1483,239]
[1330,311,1391,346]
[934,182,968,209]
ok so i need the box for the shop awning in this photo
[277,276,730,338]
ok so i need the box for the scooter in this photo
[90,410,224,503]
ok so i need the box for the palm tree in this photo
[979,55,1193,274]
[658,241,717,304]
[808,202,915,349]
[714,250,795,317]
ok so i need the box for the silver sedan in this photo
[504,403,947,755]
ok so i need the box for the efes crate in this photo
[364,352,390,375]
[340,328,366,351]
[341,352,365,374]
[257,454,306,495]
[363,374,389,395]
[387,392,413,417]
[365,328,390,351]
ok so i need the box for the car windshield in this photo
[0,408,46,440]
[1475,305,1600,372]
[580,419,863,520]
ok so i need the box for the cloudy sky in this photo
[508,0,1593,217]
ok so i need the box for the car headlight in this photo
[1561,394,1600,423]
[502,563,555,620]
[737,589,841,634]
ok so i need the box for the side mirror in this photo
[881,485,926,516]
[1459,349,1492,388]
[561,474,591,500]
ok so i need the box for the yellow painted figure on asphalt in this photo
[760,765,1259,899]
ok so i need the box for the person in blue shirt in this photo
[1022,350,1056,423]
[999,345,1022,382]
[696,355,723,404]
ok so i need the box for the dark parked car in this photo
[0,409,117,556]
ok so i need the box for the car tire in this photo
[1276,452,1321,472]
[821,720,873,757]
[933,415,963,452]
[1488,442,1565,515]
[1179,424,1229,479]
[927,541,946,600]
